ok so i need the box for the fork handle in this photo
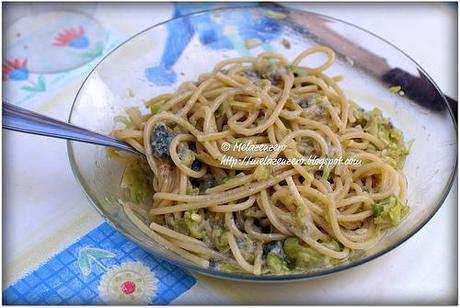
[2,102,142,155]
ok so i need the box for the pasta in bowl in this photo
[111,47,410,275]
[68,7,456,281]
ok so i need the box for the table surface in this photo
[3,2,457,305]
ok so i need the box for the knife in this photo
[267,4,457,119]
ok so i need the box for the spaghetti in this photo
[112,46,410,275]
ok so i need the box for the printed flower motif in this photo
[53,26,89,49]
[2,58,29,81]
[98,261,157,304]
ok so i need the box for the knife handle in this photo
[382,68,457,118]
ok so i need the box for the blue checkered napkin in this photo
[3,223,196,305]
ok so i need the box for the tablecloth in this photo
[3,2,457,305]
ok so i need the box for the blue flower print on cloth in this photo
[145,3,283,86]
[53,26,90,49]
[3,223,196,305]
[2,59,29,81]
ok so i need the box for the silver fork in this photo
[3,102,143,155]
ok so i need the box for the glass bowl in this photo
[67,6,457,281]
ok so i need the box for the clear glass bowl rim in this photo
[67,5,458,282]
